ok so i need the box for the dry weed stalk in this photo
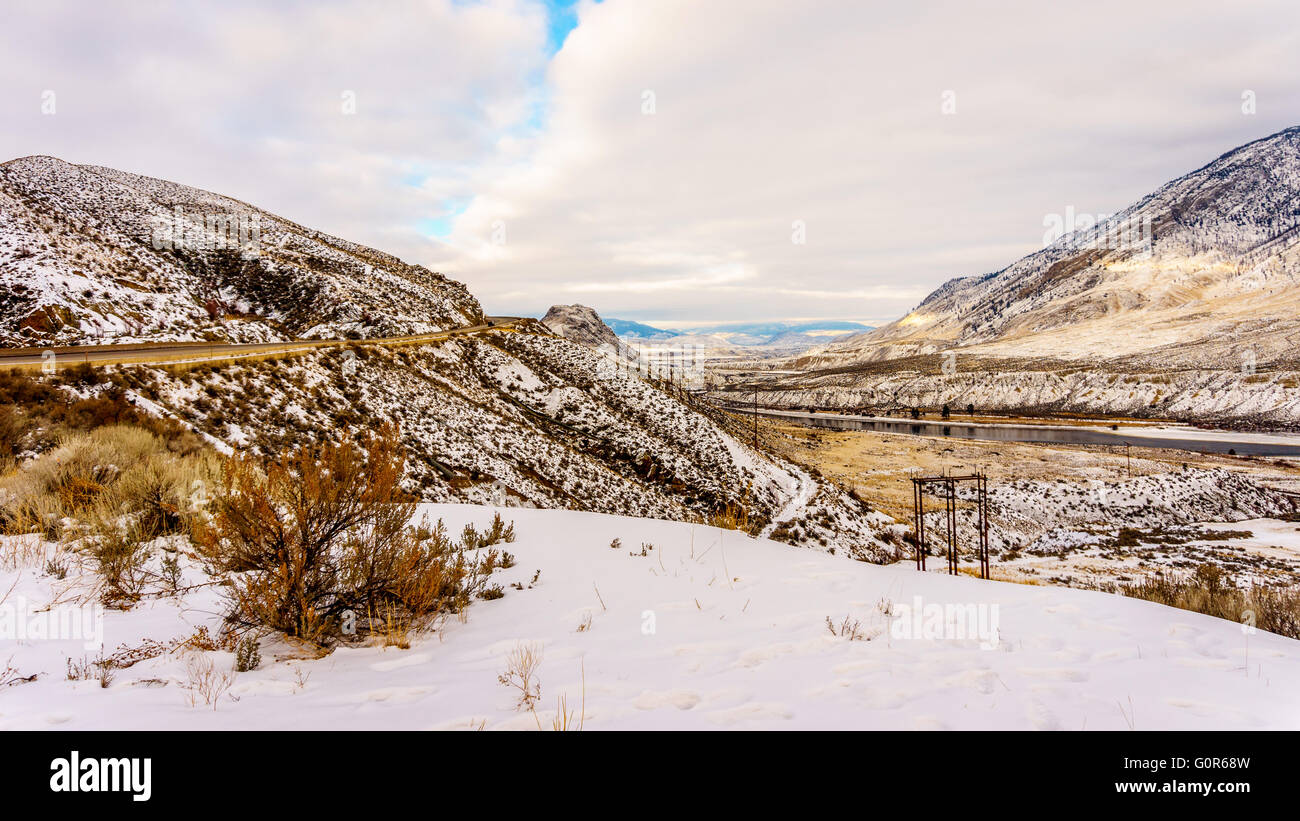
[498,640,543,713]
[182,653,236,709]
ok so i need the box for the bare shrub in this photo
[178,624,227,653]
[66,655,114,688]
[0,405,31,460]
[460,512,516,549]
[234,636,261,672]
[198,424,500,645]
[0,656,22,688]
[80,512,151,607]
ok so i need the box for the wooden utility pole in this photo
[753,388,758,447]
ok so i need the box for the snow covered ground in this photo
[3,505,1297,730]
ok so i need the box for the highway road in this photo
[0,317,526,369]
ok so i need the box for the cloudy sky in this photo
[4,0,1299,327]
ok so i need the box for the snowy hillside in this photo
[0,156,483,346]
[749,364,1300,426]
[109,327,896,560]
[811,126,1300,369]
[3,505,1296,730]
[951,467,1293,561]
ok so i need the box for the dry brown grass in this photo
[1,425,215,539]
[1,425,216,604]
[1117,563,1300,639]
[551,660,586,732]
[373,604,412,650]
[706,497,756,534]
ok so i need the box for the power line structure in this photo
[911,471,990,579]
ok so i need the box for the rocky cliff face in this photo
[539,304,622,351]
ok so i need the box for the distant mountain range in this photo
[604,317,874,349]
[605,318,683,339]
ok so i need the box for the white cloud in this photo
[439,0,1300,324]
[4,0,1300,327]
[0,0,550,271]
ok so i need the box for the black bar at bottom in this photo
[0,730,1288,810]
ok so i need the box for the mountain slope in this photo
[0,158,894,556]
[0,156,483,346]
[812,126,1300,369]
[112,324,895,560]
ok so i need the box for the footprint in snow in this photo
[632,689,701,711]
[705,701,793,726]
[350,686,436,704]
[1015,666,1090,682]
[1025,699,1063,730]
[370,652,432,672]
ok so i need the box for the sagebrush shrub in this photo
[234,636,261,672]
[198,424,502,645]
[0,425,213,539]
[83,513,151,607]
